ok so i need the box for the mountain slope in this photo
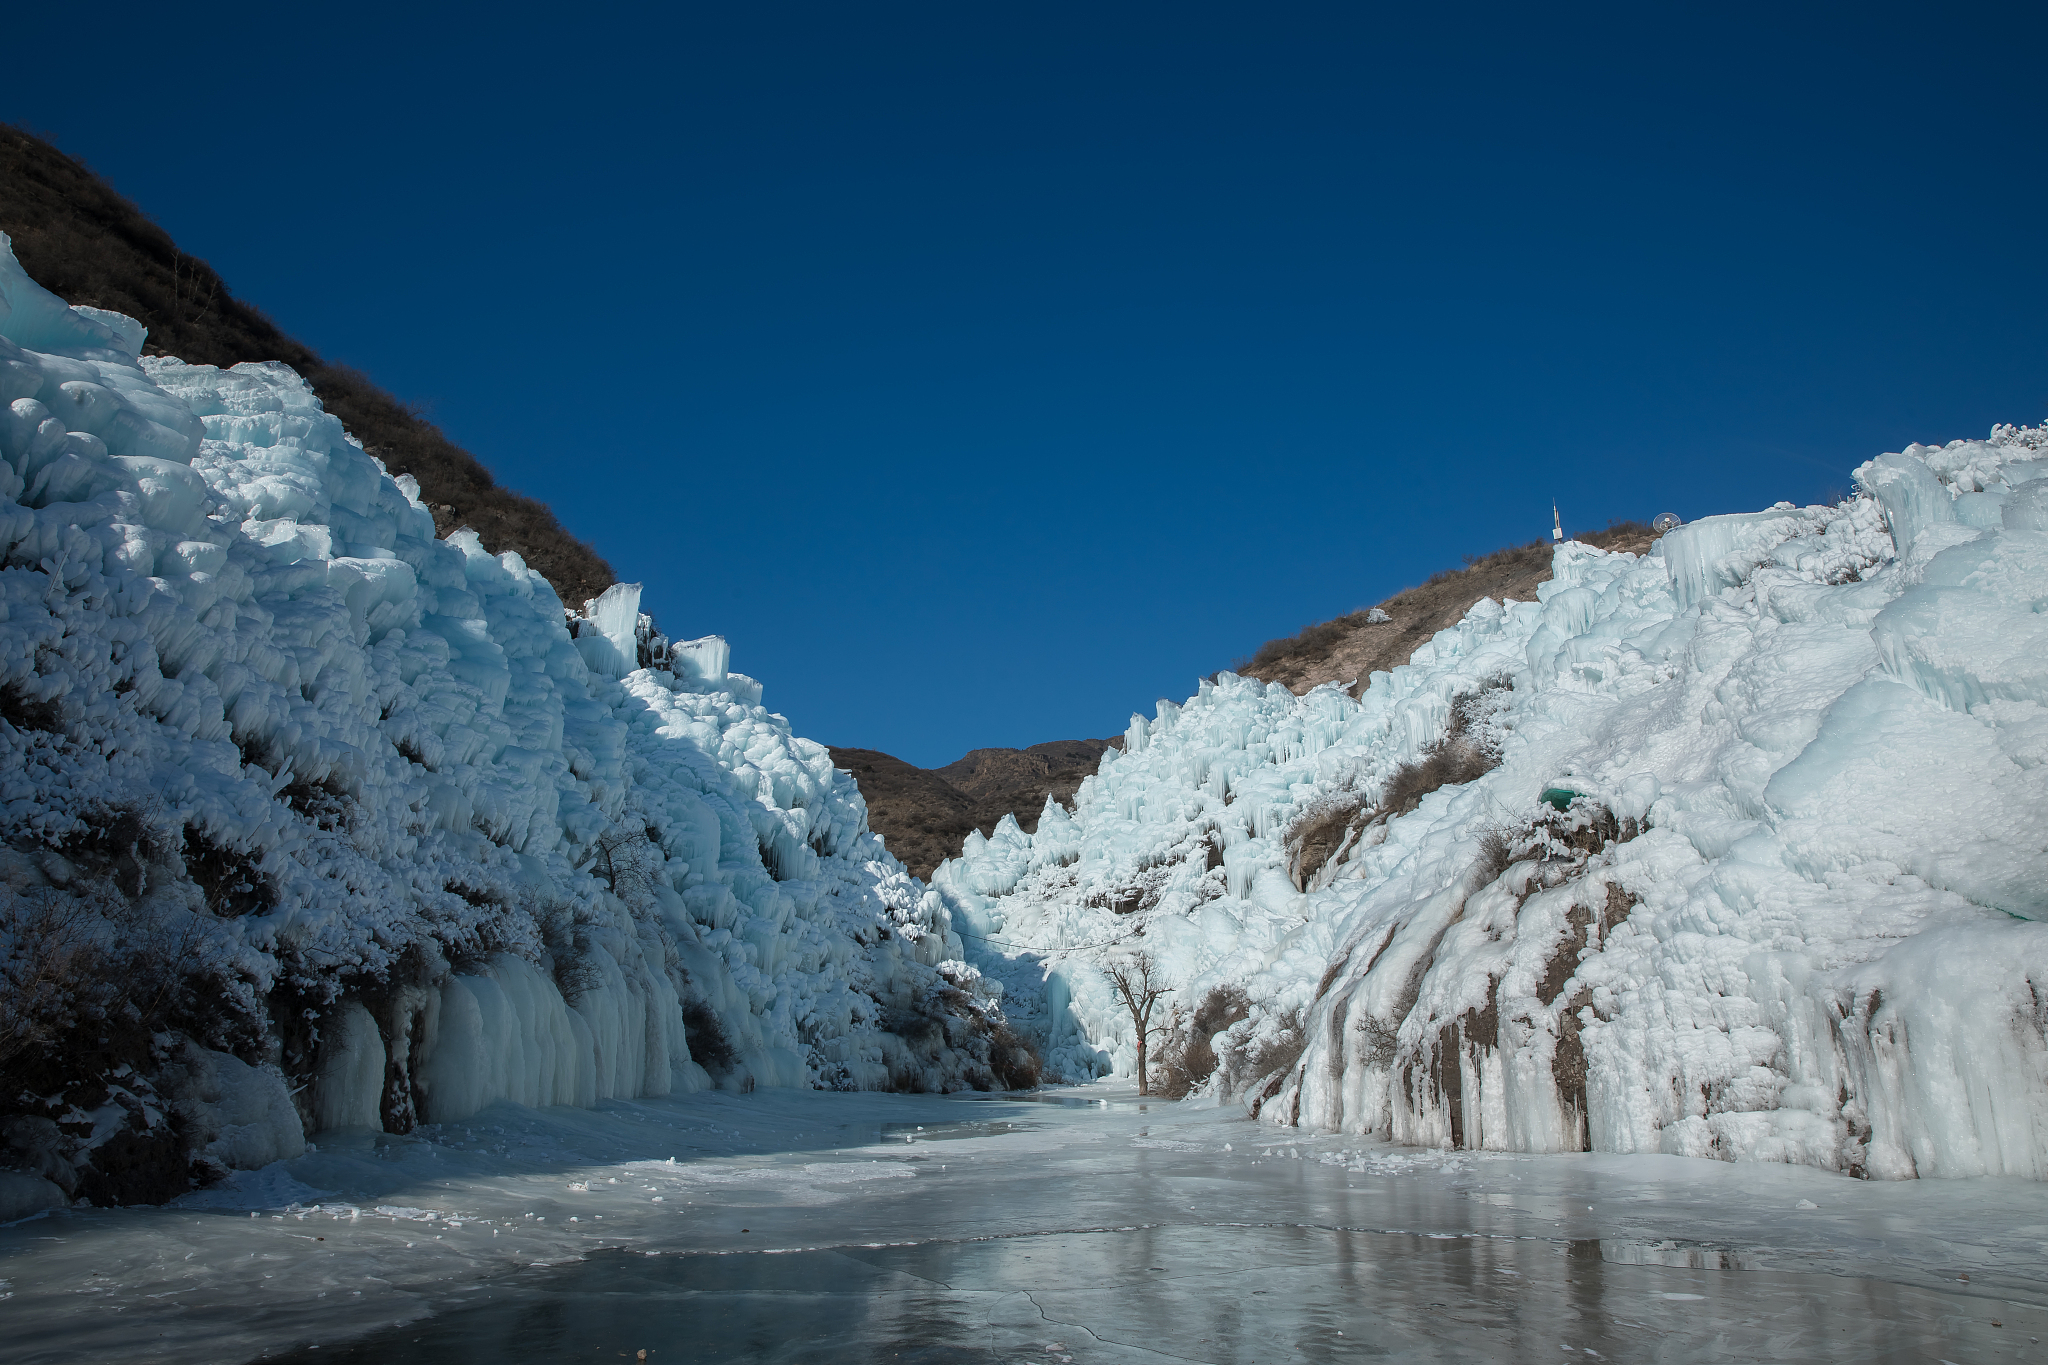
[936,441,2048,1179]
[0,239,1018,1216]
[939,738,1119,815]
[0,124,615,607]
[844,524,1663,883]
[824,748,984,880]
[1239,521,1654,696]
[828,738,1119,880]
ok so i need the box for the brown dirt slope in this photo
[827,748,982,883]
[830,739,1120,880]
[1239,522,1656,696]
[0,125,616,607]
[938,739,1119,823]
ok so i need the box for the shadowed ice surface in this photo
[267,1226,2043,1363]
[6,1086,2047,1363]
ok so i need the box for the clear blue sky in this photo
[6,4,2043,766]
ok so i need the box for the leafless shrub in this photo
[1356,1013,1400,1069]
[47,799,180,900]
[0,888,107,1073]
[280,776,353,834]
[984,1019,1043,1091]
[528,896,608,1004]
[182,826,273,918]
[1381,744,1490,816]
[1446,672,1514,748]
[1151,984,1252,1099]
[1247,1006,1307,1082]
[0,680,63,735]
[681,998,739,1074]
[1380,676,1514,817]
[1215,1003,1311,1105]
[580,824,663,900]
[1287,791,1374,891]
[1,874,225,1116]
[1473,823,1517,887]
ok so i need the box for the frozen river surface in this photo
[5,1086,2047,1363]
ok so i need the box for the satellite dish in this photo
[1652,512,1682,534]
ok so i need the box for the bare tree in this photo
[580,824,661,899]
[1104,951,1173,1096]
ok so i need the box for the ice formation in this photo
[940,429,2048,1179]
[0,239,1015,1211]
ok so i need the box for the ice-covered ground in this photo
[0,237,1014,1213]
[939,425,2048,1181]
[3,1083,2045,1362]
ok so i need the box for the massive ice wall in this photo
[0,239,1007,1208]
[940,431,2048,1179]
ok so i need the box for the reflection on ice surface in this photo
[280,1227,2040,1365]
[968,1093,1118,1109]
[877,1121,1045,1143]
[6,1085,2048,1364]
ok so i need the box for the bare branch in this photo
[1103,951,1173,1096]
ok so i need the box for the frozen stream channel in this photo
[5,1086,2047,1363]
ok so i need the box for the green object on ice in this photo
[1540,787,1581,812]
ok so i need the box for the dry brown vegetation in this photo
[937,739,1118,823]
[1237,521,1656,696]
[830,738,1120,880]
[0,125,615,607]
[1287,790,1375,890]
[1286,677,1512,891]
[1379,684,1507,817]
[826,748,982,880]
[1228,1006,1311,1119]
[980,1016,1044,1091]
[1150,984,1252,1099]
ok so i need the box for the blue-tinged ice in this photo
[939,422,2048,1180]
[0,237,1010,1215]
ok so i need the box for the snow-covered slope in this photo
[0,240,1014,1210]
[940,430,2048,1179]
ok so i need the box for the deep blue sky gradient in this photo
[6,4,2043,764]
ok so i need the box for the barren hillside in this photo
[1239,522,1655,695]
[938,738,1119,820]
[0,125,616,606]
[829,739,1120,879]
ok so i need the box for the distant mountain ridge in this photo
[829,739,1120,879]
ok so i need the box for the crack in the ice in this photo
[1001,1288,1218,1365]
